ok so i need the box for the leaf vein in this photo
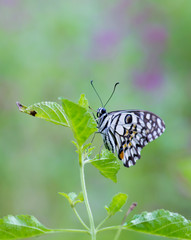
[168,224,191,235]
[35,105,51,119]
[0,228,17,237]
[2,222,47,233]
[48,103,63,122]
[152,220,189,233]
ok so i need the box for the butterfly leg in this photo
[90,131,98,145]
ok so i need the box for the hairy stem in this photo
[79,147,96,240]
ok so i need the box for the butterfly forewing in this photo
[98,110,165,168]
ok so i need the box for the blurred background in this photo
[0,0,191,239]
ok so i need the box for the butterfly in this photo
[91,81,165,168]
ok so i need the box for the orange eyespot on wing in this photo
[118,147,124,160]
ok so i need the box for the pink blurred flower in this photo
[92,30,120,59]
[134,65,163,91]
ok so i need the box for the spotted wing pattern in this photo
[98,110,165,168]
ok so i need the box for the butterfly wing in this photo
[105,110,165,167]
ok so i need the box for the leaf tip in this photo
[113,178,117,183]
[17,102,36,116]
[104,205,109,211]
[16,101,24,111]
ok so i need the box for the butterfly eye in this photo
[101,108,106,114]
[97,108,106,118]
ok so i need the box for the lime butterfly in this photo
[91,81,165,167]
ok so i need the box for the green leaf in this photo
[0,215,53,239]
[78,94,89,110]
[90,149,121,183]
[59,192,84,207]
[105,193,128,217]
[61,98,97,146]
[16,101,69,127]
[126,209,191,239]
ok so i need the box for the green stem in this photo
[73,207,89,230]
[96,216,110,231]
[50,228,89,234]
[79,147,96,240]
[114,227,122,240]
[97,225,124,233]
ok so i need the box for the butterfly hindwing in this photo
[98,110,165,168]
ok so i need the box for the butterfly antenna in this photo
[91,80,104,107]
[104,82,119,108]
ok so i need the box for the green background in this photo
[0,1,191,239]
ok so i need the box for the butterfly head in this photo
[97,107,107,118]
[91,81,119,119]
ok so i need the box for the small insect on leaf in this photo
[29,110,37,116]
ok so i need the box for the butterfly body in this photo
[96,107,165,167]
